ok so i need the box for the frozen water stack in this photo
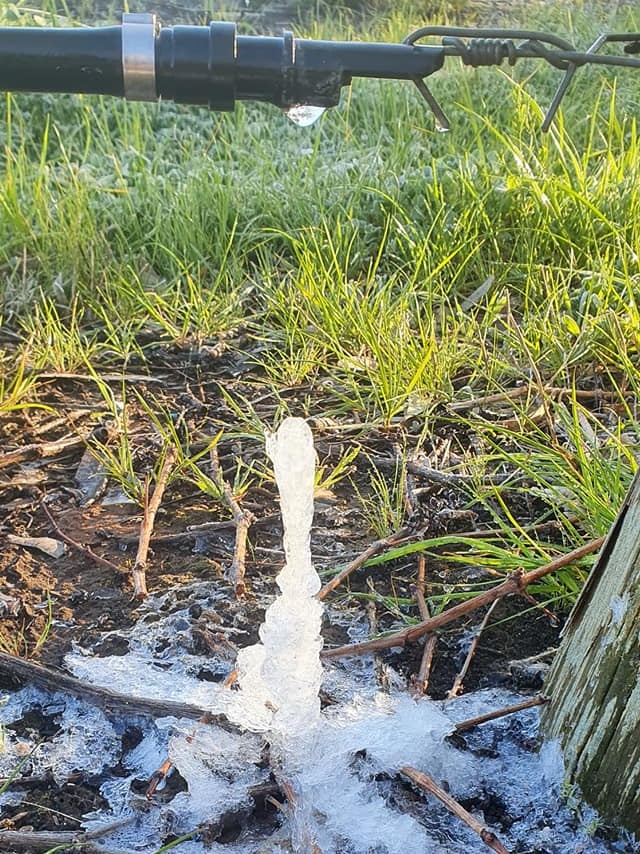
[228,418,454,853]
[233,417,324,746]
[229,417,324,849]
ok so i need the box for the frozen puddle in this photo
[1,419,638,853]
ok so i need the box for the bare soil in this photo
[0,339,561,675]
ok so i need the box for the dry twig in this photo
[0,651,240,730]
[114,513,278,545]
[373,456,508,488]
[210,445,254,598]
[146,758,174,798]
[447,599,500,698]
[447,383,612,414]
[278,778,325,854]
[0,434,84,469]
[410,555,437,696]
[0,818,136,853]
[364,577,388,688]
[400,765,510,854]
[453,694,549,732]
[40,500,125,576]
[131,445,178,599]
[317,526,416,601]
[321,537,604,659]
[29,410,87,438]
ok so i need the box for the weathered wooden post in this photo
[540,469,640,834]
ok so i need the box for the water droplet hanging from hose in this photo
[285,104,326,127]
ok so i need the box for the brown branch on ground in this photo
[447,383,614,414]
[400,765,510,854]
[447,599,500,699]
[37,370,167,384]
[29,410,88,438]
[394,442,415,518]
[520,588,559,624]
[321,537,604,660]
[410,555,436,697]
[321,515,578,610]
[146,685,240,800]
[364,577,388,688]
[146,757,175,799]
[0,651,241,731]
[0,817,136,852]
[224,667,238,688]
[0,770,83,789]
[317,525,416,601]
[453,694,549,732]
[279,778,325,854]
[131,445,178,600]
[439,515,579,544]
[373,456,509,488]
[40,500,125,577]
[114,513,279,545]
[0,831,112,853]
[210,445,255,598]
[0,433,85,469]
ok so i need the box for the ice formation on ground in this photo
[231,417,324,746]
[1,417,638,853]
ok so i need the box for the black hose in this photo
[0,17,445,111]
[0,26,123,96]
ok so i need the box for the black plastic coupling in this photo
[0,13,445,112]
[155,22,446,110]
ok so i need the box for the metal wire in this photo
[446,37,519,68]
[403,25,640,131]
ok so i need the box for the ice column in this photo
[233,418,323,752]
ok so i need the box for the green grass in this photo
[1,0,640,609]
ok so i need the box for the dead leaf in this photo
[7,534,66,559]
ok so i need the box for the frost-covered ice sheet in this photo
[2,419,638,853]
[2,682,638,853]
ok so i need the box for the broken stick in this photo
[210,444,254,598]
[0,651,240,731]
[0,433,85,470]
[453,694,549,733]
[132,444,178,599]
[400,765,510,854]
[322,537,604,660]
[447,599,499,699]
[0,817,136,853]
[317,525,416,601]
[41,500,125,576]
[410,555,437,696]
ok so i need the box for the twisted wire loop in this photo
[402,24,640,131]
[444,36,518,68]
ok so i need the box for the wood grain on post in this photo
[541,469,640,834]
